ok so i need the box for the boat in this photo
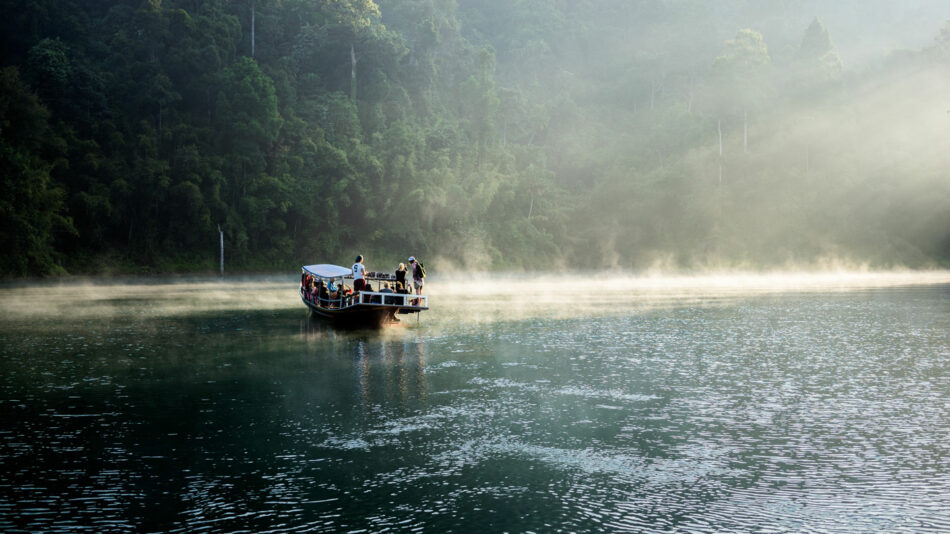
[300,263,428,326]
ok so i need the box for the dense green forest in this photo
[1,0,949,276]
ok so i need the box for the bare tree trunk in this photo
[218,224,224,275]
[718,118,723,158]
[350,43,358,100]
[527,194,534,220]
[250,1,256,58]
[717,119,723,221]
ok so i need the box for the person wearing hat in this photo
[409,256,424,297]
[352,255,367,293]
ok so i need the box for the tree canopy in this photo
[1,1,948,276]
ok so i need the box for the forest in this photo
[1,0,949,277]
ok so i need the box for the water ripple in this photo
[0,282,947,532]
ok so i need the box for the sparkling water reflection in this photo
[0,275,948,532]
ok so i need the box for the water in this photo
[1,273,948,532]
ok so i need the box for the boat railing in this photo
[302,287,427,309]
[353,291,427,308]
[300,289,344,309]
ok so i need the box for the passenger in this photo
[380,282,396,305]
[395,281,409,294]
[352,255,367,293]
[309,282,319,302]
[339,284,350,305]
[395,263,407,288]
[361,281,378,302]
[409,256,425,303]
[318,281,330,306]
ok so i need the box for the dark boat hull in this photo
[302,296,401,327]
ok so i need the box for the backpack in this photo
[418,261,427,278]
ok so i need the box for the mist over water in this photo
[2,270,947,323]
[1,272,948,532]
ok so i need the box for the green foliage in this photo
[0,66,74,275]
[791,17,842,91]
[0,0,947,276]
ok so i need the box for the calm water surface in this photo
[0,274,948,532]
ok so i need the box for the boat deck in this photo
[301,289,428,313]
[300,264,428,326]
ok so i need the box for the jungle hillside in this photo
[2,0,949,276]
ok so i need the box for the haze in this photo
[2,271,947,325]
[1,1,948,275]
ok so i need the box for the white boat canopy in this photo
[302,264,352,279]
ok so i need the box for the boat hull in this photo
[302,295,404,327]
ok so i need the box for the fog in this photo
[3,271,947,326]
[429,270,950,324]
[445,0,950,271]
[700,0,948,66]
[3,1,947,277]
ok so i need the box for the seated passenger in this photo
[381,282,396,304]
[339,284,350,304]
[318,281,330,305]
[362,281,380,302]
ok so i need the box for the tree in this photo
[935,20,950,59]
[0,67,75,275]
[712,28,771,154]
[793,17,842,89]
[322,0,382,101]
[215,57,284,259]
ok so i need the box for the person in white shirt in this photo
[352,255,367,292]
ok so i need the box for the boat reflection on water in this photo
[299,317,429,406]
[356,338,428,406]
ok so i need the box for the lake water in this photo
[1,272,948,532]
